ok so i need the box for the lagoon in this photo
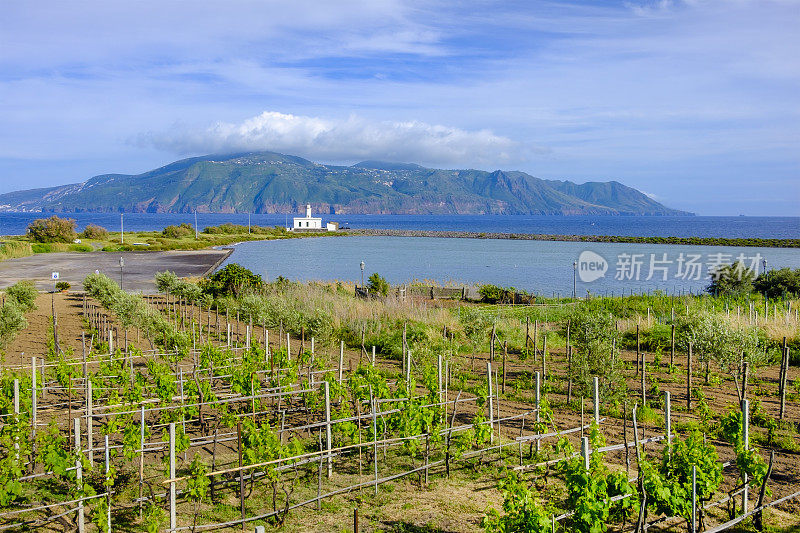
[223,235,800,296]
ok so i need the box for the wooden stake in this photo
[501,342,507,394]
[780,345,789,420]
[487,362,494,445]
[535,371,541,453]
[687,343,693,410]
[541,335,547,382]
[581,436,590,471]
[31,357,37,470]
[641,347,646,406]
[567,345,573,404]
[87,379,93,467]
[338,341,344,383]
[324,381,332,477]
[238,421,244,530]
[490,323,496,362]
[76,456,84,533]
[525,317,530,353]
[169,423,176,531]
[13,379,18,458]
[623,401,629,476]
[371,388,378,496]
[670,323,675,368]
[636,324,640,375]
[664,391,672,452]
[139,406,145,518]
[104,435,111,532]
[754,450,775,531]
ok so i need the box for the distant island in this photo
[0,151,692,216]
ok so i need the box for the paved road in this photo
[0,249,231,292]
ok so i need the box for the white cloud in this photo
[2,0,799,213]
[139,111,533,167]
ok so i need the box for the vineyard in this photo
[0,271,798,532]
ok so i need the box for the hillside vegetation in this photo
[0,151,691,215]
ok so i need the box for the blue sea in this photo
[0,212,798,239]
[3,213,798,294]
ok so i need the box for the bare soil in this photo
[6,293,799,532]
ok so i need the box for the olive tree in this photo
[569,307,624,402]
[677,312,765,401]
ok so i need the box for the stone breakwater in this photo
[345,229,800,248]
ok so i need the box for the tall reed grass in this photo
[0,240,32,261]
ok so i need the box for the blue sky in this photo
[1,0,798,215]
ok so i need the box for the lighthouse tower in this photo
[292,204,322,230]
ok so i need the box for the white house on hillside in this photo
[293,204,323,230]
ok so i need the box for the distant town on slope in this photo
[0,151,692,216]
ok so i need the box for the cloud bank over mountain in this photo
[139,111,531,168]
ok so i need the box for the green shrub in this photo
[5,281,38,311]
[706,261,755,296]
[162,223,194,239]
[568,305,625,402]
[68,243,93,252]
[754,268,800,299]
[622,323,671,353]
[55,281,71,291]
[0,281,38,348]
[80,224,109,239]
[154,270,206,302]
[201,263,263,297]
[367,272,390,297]
[478,284,514,303]
[31,243,53,253]
[203,223,264,234]
[202,223,248,234]
[155,271,179,294]
[83,272,119,302]
[26,215,77,243]
[173,280,204,302]
[84,272,191,350]
[0,301,27,347]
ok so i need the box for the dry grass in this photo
[282,281,459,336]
[0,239,32,261]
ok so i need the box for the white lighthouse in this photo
[292,204,322,230]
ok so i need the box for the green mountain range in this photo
[0,152,691,215]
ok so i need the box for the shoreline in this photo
[345,228,800,248]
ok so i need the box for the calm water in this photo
[223,236,800,296]
[0,212,798,239]
[2,212,797,293]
